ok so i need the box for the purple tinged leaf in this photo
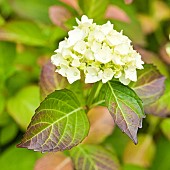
[105,81,145,144]
[49,6,72,29]
[17,89,90,152]
[105,5,131,23]
[144,79,170,117]
[59,0,81,12]
[131,64,165,106]
[70,145,120,170]
[123,134,156,167]
[39,60,68,100]
[124,0,133,4]
[34,152,74,170]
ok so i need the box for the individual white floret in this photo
[102,68,114,83]
[94,43,112,63]
[66,67,81,84]
[73,40,87,54]
[68,28,85,46]
[85,67,102,83]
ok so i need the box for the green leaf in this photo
[144,79,170,117]
[0,112,10,127]
[0,21,47,46]
[7,86,40,130]
[0,41,16,83]
[0,120,18,145]
[79,0,109,20]
[70,144,120,170]
[0,93,5,114]
[150,137,170,170]
[39,60,68,100]
[161,118,170,140]
[123,164,147,170]
[10,0,58,24]
[67,80,85,106]
[131,64,165,105]
[104,127,130,158]
[17,89,90,152]
[105,81,145,144]
[0,145,42,170]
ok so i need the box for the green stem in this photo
[86,81,102,108]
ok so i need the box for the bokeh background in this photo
[0,0,170,170]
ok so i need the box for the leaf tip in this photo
[133,137,138,145]
[16,142,24,148]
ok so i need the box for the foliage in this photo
[0,0,170,170]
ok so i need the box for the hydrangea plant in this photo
[17,15,165,160]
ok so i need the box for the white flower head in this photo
[51,15,144,85]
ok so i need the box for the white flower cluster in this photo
[51,15,144,85]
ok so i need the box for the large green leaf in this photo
[0,145,42,170]
[144,79,170,117]
[0,21,47,46]
[105,81,145,144]
[7,86,40,130]
[0,93,5,114]
[17,89,89,152]
[0,111,10,127]
[161,118,170,140]
[104,127,130,158]
[123,164,147,170]
[70,144,120,170]
[150,137,170,170]
[9,0,58,24]
[0,41,16,83]
[79,0,109,20]
[67,80,85,106]
[131,64,165,105]
[0,120,18,145]
[0,21,65,46]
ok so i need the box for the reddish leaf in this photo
[123,135,156,167]
[131,64,165,106]
[124,0,133,4]
[105,5,130,23]
[144,79,170,117]
[138,14,157,34]
[83,106,114,144]
[49,6,72,29]
[34,152,73,170]
[135,46,169,77]
[39,60,68,100]
[59,0,80,12]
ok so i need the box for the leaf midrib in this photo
[24,107,83,143]
[107,82,137,138]
[133,77,164,90]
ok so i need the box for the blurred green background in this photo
[0,0,170,170]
